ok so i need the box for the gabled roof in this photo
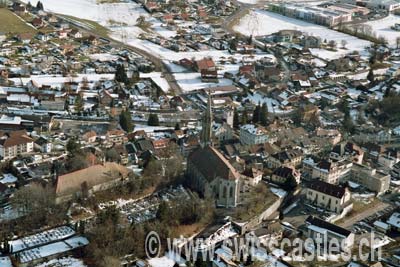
[188,145,240,181]
[0,131,33,148]
[305,216,351,237]
[308,180,346,198]
[55,162,130,197]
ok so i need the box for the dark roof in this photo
[188,145,240,181]
[272,149,302,163]
[305,216,351,237]
[273,166,296,178]
[308,180,346,198]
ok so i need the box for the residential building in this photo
[306,180,352,213]
[330,142,364,164]
[303,158,353,184]
[240,124,270,145]
[106,130,127,145]
[270,166,301,185]
[0,131,34,160]
[267,149,303,169]
[387,212,400,232]
[348,163,390,194]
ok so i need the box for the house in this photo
[387,212,400,232]
[201,70,218,82]
[31,18,44,27]
[267,149,303,169]
[187,146,241,208]
[0,131,34,160]
[82,130,97,143]
[34,137,52,153]
[270,166,300,186]
[305,216,354,251]
[240,124,269,145]
[348,163,390,194]
[303,158,353,184]
[69,29,82,39]
[17,33,34,44]
[13,3,27,15]
[330,142,364,164]
[55,162,130,203]
[306,180,352,213]
[196,58,216,72]
[106,130,127,145]
[242,167,263,186]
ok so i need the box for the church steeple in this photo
[200,91,213,147]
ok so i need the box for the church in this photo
[186,93,241,208]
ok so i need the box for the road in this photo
[339,201,391,229]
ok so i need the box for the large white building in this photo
[269,3,353,27]
[306,180,352,213]
[302,158,353,184]
[348,163,390,194]
[366,0,400,12]
[240,124,270,145]
[0,131,34,160]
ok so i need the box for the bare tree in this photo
[341,39,347,49]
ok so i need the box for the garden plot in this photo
[234,9,371,60]
[99,186,191,224]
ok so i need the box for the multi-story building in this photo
[267,149,303,169]
[270,166,301,186]
[348,163,390,194]
[106,130,127,145]
[240,124,270,145]
[269,3,353,27]
[306,180,352,213]
[330,142,364,164]
[302,158,352,184]
[0,131,34,160]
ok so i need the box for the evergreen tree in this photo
[119,109,134,133]
[66,137,80,155]
[174,123,181,130]
[252,104,261,123]
[260,103,268,126]
[148,113,160,126]
[36,1,44,10]
[74,94,84,114]
[241,110,248,125]
[233,108,240,129]
[367,69,375,83]
[115,64,128,84]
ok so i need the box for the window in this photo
[223,186,227,198]
[230,186,234,198]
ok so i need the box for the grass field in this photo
[0,8,36,34]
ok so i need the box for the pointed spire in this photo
[200,90,213,147]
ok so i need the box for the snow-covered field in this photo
[21,0,149,37]
[234,10,371,60]
[363,14,400,46]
